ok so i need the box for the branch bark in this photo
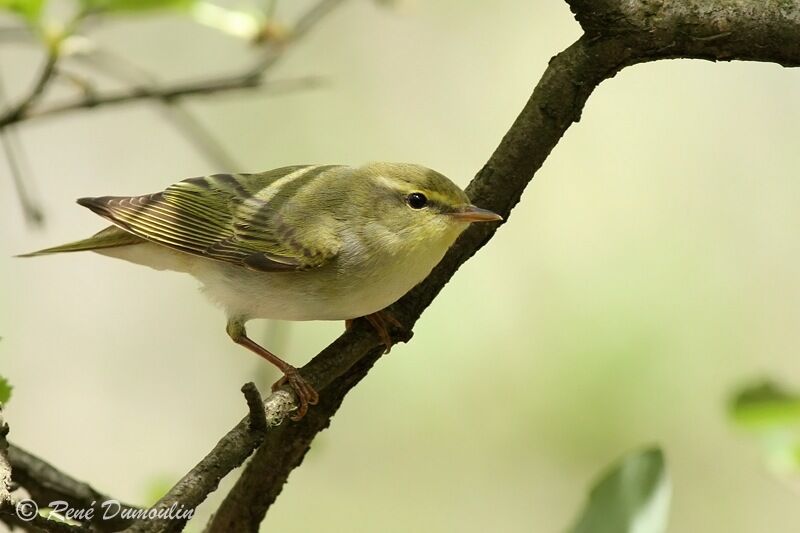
[6,444,140,532]
[12,0,800,531]
[201,34,615,533]
[567,0,800,67]
[200,1,800,531]
[0,410,89,532]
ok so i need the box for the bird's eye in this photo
[406,192,428,209]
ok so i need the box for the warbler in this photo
[21,163,502,418]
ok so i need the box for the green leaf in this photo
[0,375,12,405]
[568,447,670,533]
[729,379,800,429]
[728,379,800,475]
[0,0,46,25]
[80,0,194,14]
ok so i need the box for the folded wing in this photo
[78,166,342,272]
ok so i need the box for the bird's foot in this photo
[363,310,404,354]
[272,366,319,421]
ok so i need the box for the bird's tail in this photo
[17,225,144,257]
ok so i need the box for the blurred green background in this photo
[1,0,800,531]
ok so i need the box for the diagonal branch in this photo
[128,0,800,529]
[202,1,800,531]
[124,389,299,532]
[7,444,141,532]
[0,411,90,532]
[202,35,616,533]
[17,0,798,531]
[0,127,44,225]
[0,51,58,126]
[138,25,640,533]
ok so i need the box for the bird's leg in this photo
[226,319,319,421]
[358,310,403,354]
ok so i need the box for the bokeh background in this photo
[2,1,800,531]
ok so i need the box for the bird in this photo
[20,162,502,419]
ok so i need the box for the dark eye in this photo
[406,192,428,209]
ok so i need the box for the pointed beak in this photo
[448,205,503,223]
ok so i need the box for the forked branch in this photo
[7,0,800,531]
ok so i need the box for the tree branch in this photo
[13,0,800,531]
[72,45,244,171]
[0,0,345,225]
[0,0,346,129]
[0,409,12,506]
[0,410,90,532]
[200,0,800,531]
[124,388,299,532]
[0,51,58,126]
[6,444,140,532]
[201,38,613,533]
[0,75,323,129]
[240,382,268,434]
[0,127,44,225]
[567,0,800,67]
[134,24,634,533]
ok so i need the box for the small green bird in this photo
[21,163,502,418]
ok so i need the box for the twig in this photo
[250,0,347,73]
[0,0,339,225]
[288,0,345,41]
[0,128,44,225]
[0,409,11,503]
[241,382,267,434]
[122,389,299,533]
[7,444,140,532]
[70,48,243,171]
[0,412,88,532]
[159,104,243,171]
[0,502,88,533]
[0,75,323,128]
[0,51,58,125]
[0,0,345,130]
[0,68,45,225]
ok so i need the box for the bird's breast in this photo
[191,231,453,322]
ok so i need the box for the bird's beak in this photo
[449,205,503,223]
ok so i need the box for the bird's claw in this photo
[272,366,319,421]
[364,311,403,354]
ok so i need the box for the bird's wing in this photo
[77,165,344,272]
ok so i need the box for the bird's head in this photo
[350,162,502,252]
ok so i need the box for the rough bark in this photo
[6,0,800,531]
[200,1,800,531]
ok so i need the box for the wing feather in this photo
[77,166,343,271]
